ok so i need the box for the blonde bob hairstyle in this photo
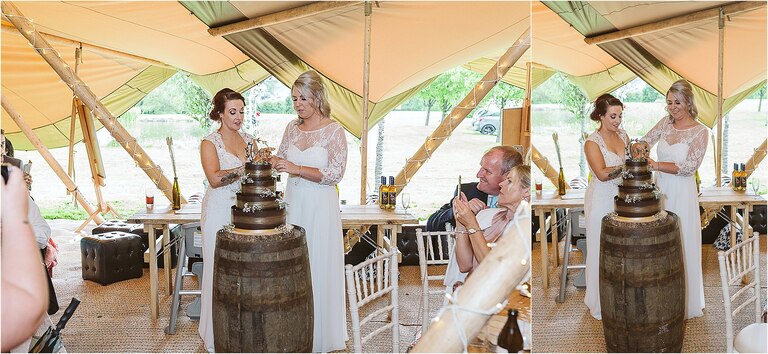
[508,164,531,191]
[292,70,331,122]
[666,79,698,119]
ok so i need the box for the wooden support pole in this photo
[413,204,531,352]
[1,23,174,70]
[745,139,767,178]
[2,1,185,205]
[531,144,569,190]
[521,62,532,154]
[208,1,360,37]
[394,28,531,193]
[584,1,764,45]
[716,8,724,186]
[2,95,104,226]
[360,1,372,205]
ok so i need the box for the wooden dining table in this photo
[129,203,418,320]
[532,187,765,290]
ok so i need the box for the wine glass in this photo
[751,178,761,195]
[401,192,411,213]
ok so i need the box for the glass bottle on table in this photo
[557,167,566,196]
[388,176,397,209]
[379,176,389,209]
[732,163,739,191]
[497,309,524,353]
[172,177,181,210]
[739,163,747,191]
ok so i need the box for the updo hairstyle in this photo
[208,88,245,122]
[666,79,698,119]
[292,70,331,122]
[589,93,623,122]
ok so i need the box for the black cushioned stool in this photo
[81,231,144,286]
[92,219,140,235]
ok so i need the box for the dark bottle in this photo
[379,176,389,209]
[557,167,567,195]
[732,163,740,191]
[740,163,747,191]
[172,177,181,210]
[388,176,397,209]
[497,309,524,353]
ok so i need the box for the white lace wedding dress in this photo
[277,119,348,352]
[198,130,254,352]
[583,129,628,320]
[642,117,708,319]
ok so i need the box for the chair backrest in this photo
[415,228,458,332]
[717,233,762,353]
[567,207,586,238]
[345,250,399,353]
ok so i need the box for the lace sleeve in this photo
[675,126,708,176]
[319,124,348,185]
[276,122,294,159]
[641,117,668,147]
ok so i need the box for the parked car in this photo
[471,109,500,135]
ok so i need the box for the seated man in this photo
[426,145,523,231]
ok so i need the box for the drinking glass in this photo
[535,177,543,196]
[401,192,411,213]
[145,188,155,209]
[751,178,761,195]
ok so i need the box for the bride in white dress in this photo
[199,89,256,352]
[642,80,708,319]
[272,70,348,352]
[583,94,628,320]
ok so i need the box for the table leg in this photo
[377,225,385,255]
[730,205,737,247]
[148,226,159,320]
[551,211,560,268]
[538,209,549,289]
[163,225,172,295]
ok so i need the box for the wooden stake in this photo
[208,1,360,37]
[412,205,531,352]
[1,95,104,226]
[2,1,185,205]
[394,29,531,193]
[584,1,764,45]
[716,8,724,187]
[360,1,372,205]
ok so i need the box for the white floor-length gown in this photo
[643,117,708,319]
[583,129,628,320]
[277,119,348,352]
[199,130,254,352]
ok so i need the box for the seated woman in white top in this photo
[453,165,530,279]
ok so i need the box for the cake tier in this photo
[245,162,273,178]
[614,196,661,218]
[231,206,285,230]
[624,159,650,174]
[235,194,279,210]
[620,172,652,187]
[618,185,656,200]
[241,179,276,195]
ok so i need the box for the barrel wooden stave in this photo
[213,226,313,353]
[599,212,685,353]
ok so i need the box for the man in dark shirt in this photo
[426,145,523,231]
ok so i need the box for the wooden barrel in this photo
[599,211,685,353]
[213,226,313,352]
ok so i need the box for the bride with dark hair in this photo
[582,93,628,320]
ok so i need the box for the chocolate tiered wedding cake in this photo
[214,141,313,353]
[231,162,286,230]
[613,156,661,218]
[599,139,684,353]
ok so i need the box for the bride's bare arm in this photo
[585,141,622,181]
[201,140,244,188]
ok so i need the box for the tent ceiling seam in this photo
[267,6,361,36]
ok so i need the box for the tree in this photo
[177,74,212,128]
[487,82,524,109]
[553,73,590,177]
[417,68,481,125]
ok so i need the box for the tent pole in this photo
[585,1,764,45]
[359,1,372,205]
[1,95,105,226]
[208,1,359,37]
[745,139,767,179]
[412,207,531,352]
[2,1,185,205]
[394,28,531,194]
[716,8,724,186]
[522,62,532,154]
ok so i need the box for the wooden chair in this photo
[415,227,457,332]
[345,250,399,353]
[717,232,766,353]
